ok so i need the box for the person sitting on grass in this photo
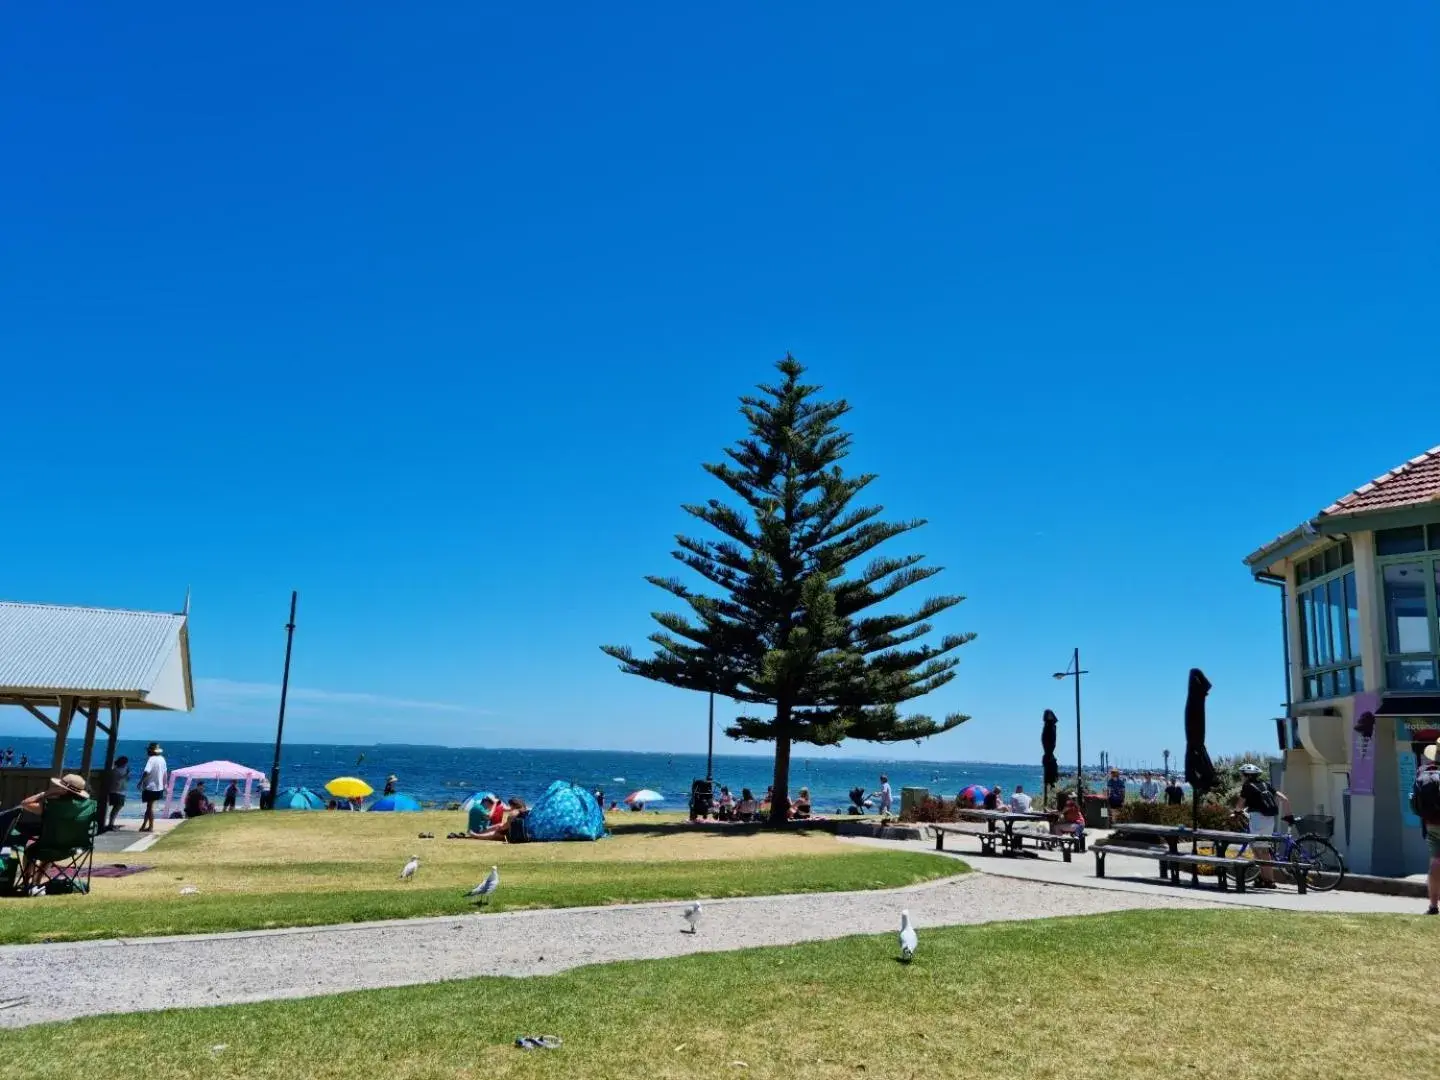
[471,798,529,841]
[716,786,735,821]
[792,787,812,819]
[734,788,759,822]
[184,781,214,818]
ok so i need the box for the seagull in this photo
[466,865,499,903]
[400,855,420,882]
[682,902,702,933]
[898,909,918,963]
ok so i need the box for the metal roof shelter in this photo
[0,600,194,776]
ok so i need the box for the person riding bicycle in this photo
[1234,763,1289,889]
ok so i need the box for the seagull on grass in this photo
[898,909,918,963]
[682,902,702,933]
[466,865,499,903]
[400,855,420,882]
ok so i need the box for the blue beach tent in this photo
[524,781,605,842]
[368,793,423,812]
[274,786,326,810]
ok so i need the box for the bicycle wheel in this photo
[1291,836,1345,892]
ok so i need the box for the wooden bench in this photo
[1094,843,1255,892]
[933,823,1006,856]
[1009,830,1083,861]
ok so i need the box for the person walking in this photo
[875,775,893,816]
[222,780,238,812]
[106,755,131,830]
[1139,773,1161,803]
[1411,743,1440,915]
[139,743,168,832]
[1234,763,1289,888]
[1106,768,1127,810]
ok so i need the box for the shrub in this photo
[1112,801,1233,830]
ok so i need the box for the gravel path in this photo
[0,873,1215,1029]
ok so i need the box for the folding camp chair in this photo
[21,798,98,896]
[0,806,22,895]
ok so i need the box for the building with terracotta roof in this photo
[1245,444,1440,876]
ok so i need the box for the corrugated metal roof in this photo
[0,601,188,699]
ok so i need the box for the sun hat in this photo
[1424,743,1439,763]
[50,773,89,798]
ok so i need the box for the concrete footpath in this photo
[0,872,1211,1029]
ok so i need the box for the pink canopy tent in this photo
[165,760,267,814]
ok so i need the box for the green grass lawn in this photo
[5,909,1432,1080]
[0,811,960,944]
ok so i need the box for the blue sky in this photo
[2,5,1436,764]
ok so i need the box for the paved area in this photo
[839,834,1428,914]
[0,872,1214,1029]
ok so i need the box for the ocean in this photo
[0,735,1054,818]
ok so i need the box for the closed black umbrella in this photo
[1041,709,1060,803]
[1183,667,1218,832]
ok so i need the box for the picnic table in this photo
[1097,822,1311,894]
[933,809,1082,861]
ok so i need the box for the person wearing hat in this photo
[17,774,90,886]
[1413,743,1440,915]
[383,774,398,797]
[139,742,168,832]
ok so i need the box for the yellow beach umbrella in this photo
[325,776,373,799]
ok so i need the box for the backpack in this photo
[1247,780,1279,817]
[1411,770,1440,820]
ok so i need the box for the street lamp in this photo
[1052,647,1089,797]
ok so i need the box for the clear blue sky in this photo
[2,5,1435,764]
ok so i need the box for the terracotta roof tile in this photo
[1319,445,1440,518]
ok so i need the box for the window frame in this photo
[1295,542,1361,702]
[1376,545,1440,693]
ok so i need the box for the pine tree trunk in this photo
[768,703,792,828]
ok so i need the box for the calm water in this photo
[0,736,1054,818]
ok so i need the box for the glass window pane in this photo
[1335,667,1352,695]
[1354,664,1365,693]
[1341,539,1354,565]
[1328,577,1346,664]
[1305,676,1320,700]
[1324,546,1341,573]
[1429,523,1440,551]
[1383,562,1431,654]
[1296,561,1310,585]
[1315,582,1333,666]
[1323,671,1338,698]
[1309,555,1323,580]
[1387,659,1439,691]
[1377,526,1427,556]
[1304,590,1320,667]
[1344,572,1360,661]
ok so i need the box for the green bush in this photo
[1112,801,1234,829]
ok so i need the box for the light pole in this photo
[1163,748,1171,779]
[1052,647,1088,797]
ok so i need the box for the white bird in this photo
[682,902,702,933]
[179,885,200,896]
[898,909,918,963]
[466,865,499,902]
[400,855,420,881]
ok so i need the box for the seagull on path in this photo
[466,865,499,903]
[400,855,420,882]
[682,902,702,933]
[898,909,918,963]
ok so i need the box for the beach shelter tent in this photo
[460,791,496,812]
[274,786,326,810]
[525,781,605,842]
[368,793,422,812]
[165,760,266,815]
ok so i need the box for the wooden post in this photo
[51,696,77,772]
[79,698,100,776]
[101,699,122,781]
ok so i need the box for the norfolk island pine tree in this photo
[602,357,974,825]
